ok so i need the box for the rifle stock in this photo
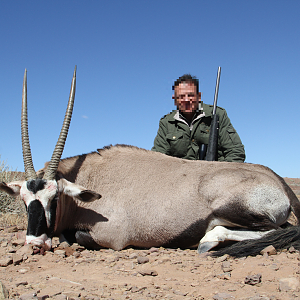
[206,66,221,161]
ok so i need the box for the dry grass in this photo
[0,156,26,215]
[0,213,27,230]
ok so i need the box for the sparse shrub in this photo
[0,156,26,215]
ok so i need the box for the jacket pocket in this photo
[166,132,184,141]
[166,132,187,157]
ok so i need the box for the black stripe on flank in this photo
[213,200,279,231]
[162,219,208,249]
[27,179,46,194]
[27,200,48,237]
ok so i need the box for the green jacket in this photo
[151,103,246,162]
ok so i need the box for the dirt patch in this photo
[0,230,300,299]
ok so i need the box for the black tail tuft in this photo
[211,225,300,258]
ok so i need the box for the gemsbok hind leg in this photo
[197,225,274,254]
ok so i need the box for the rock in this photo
[138,269,158,276]
[16,281,28,287]
[16,244,33,257]
[18,268,29,274]
[0,241,7,247]
[12,238,25,246]
[0,281,9,300]
[0,256,13,267]
[19,292,37,300]
[6,226,18,233]
[70,243,85,252]
[73,251,81,258]
[16,230,26,240]
[279,277,299,292]
[148,247,160,253]
[128,253,138,259]
[260,245,277,256]
[221,261,232,272]
[245,274,262,285]
[59,241,70,248]
[216,254,229,263]
[288,246,297,253]
[213,292,234,299]
[173,290,188,296]
[53,295,67,300]
[37,295,49,300]
[13,253,23,265]
[54,249,66,257]
[137,256,149,264]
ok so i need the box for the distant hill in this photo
[284,177,300,199]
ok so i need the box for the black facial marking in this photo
[27,179,46,194]
[48,197,57,237]
[27,200,48,237]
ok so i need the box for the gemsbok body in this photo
[1,67,300,257]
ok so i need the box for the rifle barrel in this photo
[212,66,221,115]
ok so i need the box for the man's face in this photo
[173,82,201,115]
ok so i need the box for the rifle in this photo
[205,66,221,161]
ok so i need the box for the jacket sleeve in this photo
[151,118,170,155]
[217,109,246,162]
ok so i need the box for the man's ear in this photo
[198,92,202,101]
[172,94,177,106]
[0,181,24,196]
[58,178,101,203]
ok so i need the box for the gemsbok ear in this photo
[0,181,24,196]
[58,178,101,202]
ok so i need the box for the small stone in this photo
[260,245,277,256]
[138,270,158,276]
[13,253,23,265]
[216,254,229,263]
[137,256,149,264]
[16,281,28,287]
[54,249,66,257]
[6,226,18,233]
[16,244,33,257]
[245,274,262,285]
[128,253,138,259]
[18,268,29,274]
[173,290,188,296]
[12,239,25,246]
[149,247,159,253]
[19,292,37,300]
[221,261,232,272]
[59,241,70,248]
[70,243,85,252]
[73,251,81,258]
[1,241,8,247]
[213,292,234,299]
[0,256,13,267]
[279,277,299,292]
[288,246,297,253]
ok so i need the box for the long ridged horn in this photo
[43,66,77,180]
[21,69,37,181]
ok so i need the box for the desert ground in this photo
[0,178,299,300]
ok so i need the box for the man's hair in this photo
[172,74,199,93]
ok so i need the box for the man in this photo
[151,74,245,162]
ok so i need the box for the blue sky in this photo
[0,1,299,178]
